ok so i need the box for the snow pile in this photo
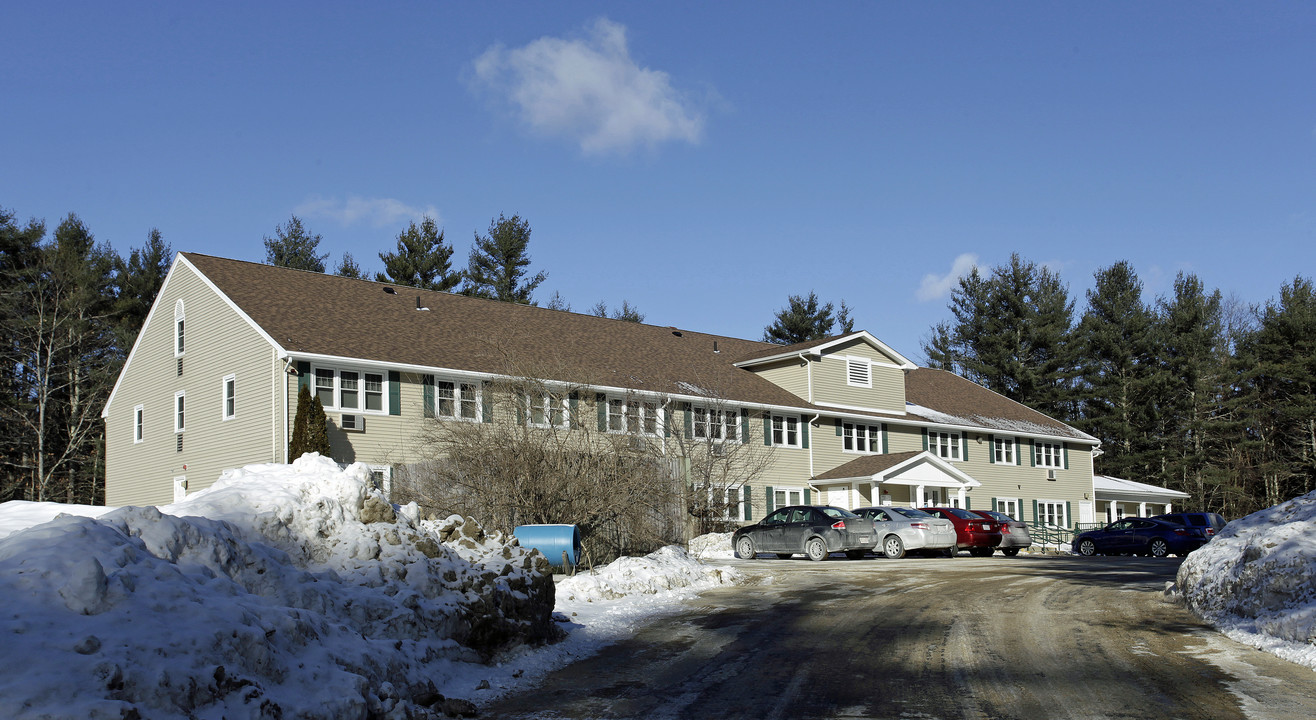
[556,545,739,603]
[688,531,735,559]
[0,454,556,720]
[1176,490,1316,669]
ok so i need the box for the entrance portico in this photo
[812,450,982,510]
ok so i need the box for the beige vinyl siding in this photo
[292,370,433,467]
[750,358,810,402]
[106,262,281,506]
[811,356,905,413]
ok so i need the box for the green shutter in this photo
[1065,501,1073,529]
[569,391,579,422]
[1032,499,1039,523]
[743,485,752,521]
[804,488,811,505]
[766,486,775,514]
[516,396,524,425]
[422,375,435,418]
[881,424,889,454]
[481,382,492,423]
[922,427,929,451]
[965,495,971,510]
[987,435,995,464]
[835,418,843,436]
[388,371,401,416]
[297,361,311,393]
[597,394,607,431]
[741,411,750,442]
[663,406,672,438]
[683,403,693,440]
[763,415,772,446]
[990,496,997,512]
[801,416,809,449]
[1063,443,1070,470]
[1029,439,1036,467]
[961,435,968,462]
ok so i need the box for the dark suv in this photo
[1152,512,1227,543]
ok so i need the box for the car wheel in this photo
[1078,538,1097,556]
[943,548,956,558]
[844,550,866,560]
[805,537,828,562]
[1001,548,1020,557]
[775,553,792,559]
[969,548,991,557]
[883,535,906,559]
[1149,539,1170,558]
[735,536,756,559]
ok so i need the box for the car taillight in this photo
[1205,528,1216,536]
[1173,528,1189,536]
[832,520,846,530]
[909,522,928,529]
[1001,525,1011,534]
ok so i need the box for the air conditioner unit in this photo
[341,414,363,431]
[1046,469,1056,481]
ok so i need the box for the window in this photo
[314,367,388,413]
[694,407,740,443]
[843,423,881,453]
[1037,500,1068,528]
[774,487,804,508]
[133,405,144,443]
[996,498,1021,518]
[527,393,569,428]
[174,391,185,433]
[771,415,801,448]
[1036,441,1063,468]
[436,380,480,421]
[993,436,1015,465]
[846,357,872,388]
[222,375,236,420]
[706,485,745,520]
[607,396,659,435]
[174,300,185,357]
[928,431,962,460]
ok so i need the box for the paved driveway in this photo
[484,554,1316,720]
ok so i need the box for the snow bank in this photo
[0,454,556,720]
[688,531,735,560]
[1176,490,1316,669]
[557,545,739,602]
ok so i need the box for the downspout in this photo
[807,412,821,499]
[280,354,294,463]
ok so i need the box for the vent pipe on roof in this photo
[713,341,719,353]
[416,295,430,311]
[384,287,396,295]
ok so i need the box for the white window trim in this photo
[607,395,662,436]
[928,430,963,461]
[313,365,389,415]
[772,486,805,509]
[1036,441,1063,468]
[525,392,570,429]
[846,356,872,388]
[693,406,743,444]
[993,436,1017,465]
[995,497,1022,517]
[221,374,236,421]
[133,404,144,443]
[174,390,186,433]
[842,422,882,454]
[434,378,482,422]
[174,300,186,358]
[770,414,802,449]
[1037,499,1068,528]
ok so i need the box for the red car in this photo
[921,507,1003,557]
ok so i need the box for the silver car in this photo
[970,510,1032,556]
[853,506,958,558]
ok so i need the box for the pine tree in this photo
[463,214,546,303]
[263,215,327,272]
[590,300,645,322]
[113,228,172,353]
[1073,261,1159,480]
[763,292,852,344]
[335,252,364,279]
[376,217,461,291]
[290,384,333,461]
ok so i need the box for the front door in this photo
[827,486,848,509]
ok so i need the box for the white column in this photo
[1138,502,1148,517]
[1164,503,1173,513]
[915,484,925,506]
[956,487,967,507]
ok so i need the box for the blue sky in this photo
[3,1,1313,360]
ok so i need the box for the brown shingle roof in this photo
[813,451,922,481]
[181,253,1092,443]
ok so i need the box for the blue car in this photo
[1072,517,1200,558]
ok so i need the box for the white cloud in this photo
[917,253,979,302]
[472,18,705,155]
[293,196,440,228]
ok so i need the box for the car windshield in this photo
[943,508,977,520]
[889,507,934,519]
[980,511,1013,522]
[818,507,859,519]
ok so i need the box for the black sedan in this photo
[733,505,878,561]
[1072,517,1201,557]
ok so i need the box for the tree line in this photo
[922,254,1315,518]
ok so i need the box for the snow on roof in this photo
[1093,475,1190,499]
[905,402,1092,441]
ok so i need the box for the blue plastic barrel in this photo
[513,524,582,567]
